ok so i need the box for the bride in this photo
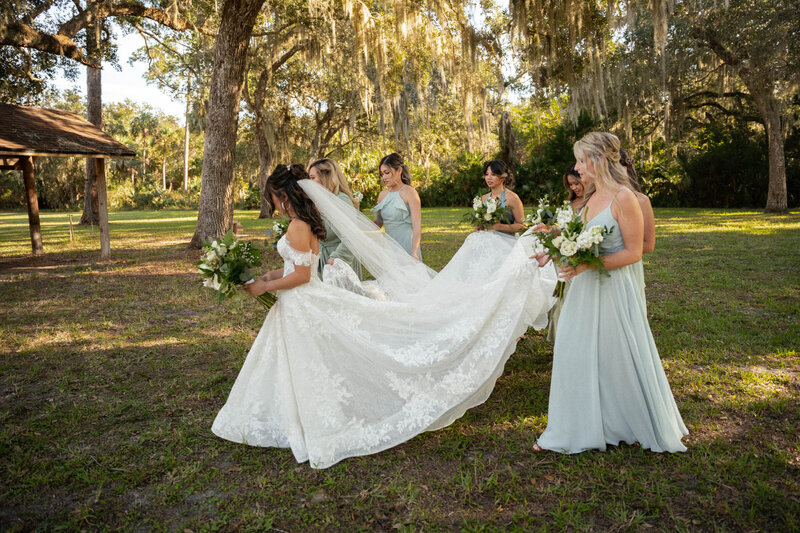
[211,164,556,468]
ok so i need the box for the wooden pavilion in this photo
[0,102,136,257]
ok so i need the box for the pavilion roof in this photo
[0,102,136,159]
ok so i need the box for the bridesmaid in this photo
[546,164,584,343]
[534,132,688,454]
[619,149,655,306]
[371,153,423,261]
[308,158,362,279]
[479,161,525,235]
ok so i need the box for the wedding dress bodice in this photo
[277,235,319,278]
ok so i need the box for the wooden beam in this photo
[94,157,110,258]
[21,155,44,255]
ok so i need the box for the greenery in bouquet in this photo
[197,231,276,309]
[463,194,515,230]
[525,197,573,228]
[534,212,614,297]
[265,216,290,248]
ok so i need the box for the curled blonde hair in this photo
[573,132,631,205]
[308,158,358,208]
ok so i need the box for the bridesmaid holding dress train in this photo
[371,153,423,261]
[535,132,688,454]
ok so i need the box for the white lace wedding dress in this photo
[211,182,557,469]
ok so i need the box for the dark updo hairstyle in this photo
[266,164,326,241]
[379,153,412,185]
[482,160,514,189]
[619,148,642,193]
[563,164,582,202]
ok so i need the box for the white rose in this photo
[560,239,579,257]
[211,275,221,290]
[484,213,492,221]
[552,235,565,248]
[486,201,497,214]
[472,197,483,210]
[576,232,594,250]
[203,277,214,288]
[354,191,364,202]
[273,223,282,232]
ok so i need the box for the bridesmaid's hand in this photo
[328,258,336,266]
[243,279,270,297]
[489,223,504,232]
[531,223,549,233]
[411,251,420,261]
[558,264,590,281]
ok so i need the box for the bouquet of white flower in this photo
[197,231,276,309]
[264,216,290,248]
[463,194,515,230]
[525,198,572,228]
[533,211,613,298]
[353,190,364,205]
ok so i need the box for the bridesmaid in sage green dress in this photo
[478,160,525,236]
[371,153,423,261]
[308,158,362,279]
[534,132,687,454]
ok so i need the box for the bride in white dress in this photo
[211,164,556,468]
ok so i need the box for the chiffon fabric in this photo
[212,183,557,468]
[371,186,421,260]
[537,202,688,453]
[319,191,362,280]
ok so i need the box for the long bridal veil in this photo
[211,180,558,468]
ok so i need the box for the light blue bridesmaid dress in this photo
[319,192,362,279]
[371,186,422,260]
[537,197,688,453]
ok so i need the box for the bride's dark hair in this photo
[267,164,326,241]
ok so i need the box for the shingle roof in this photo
[0,102,136,158]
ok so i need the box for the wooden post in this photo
[21,156,44,256]
[69,214,74,242]
[95,158,111,258]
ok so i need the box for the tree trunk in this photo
[22,156,44,255]
[80,21,101,225]
[95,158,111,258]
[254,108,276,218]
[189,0,267,247]
[183,71,191,190]
[750,88,788,213]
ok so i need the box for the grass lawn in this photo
[1,207,799,531]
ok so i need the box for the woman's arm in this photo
[404,187,423,260]
[490,192,525,233]
[372,190,388,228]
[244,222,315,296]
[638,193,656,254]
[258,268,284,282]
[559,189,643,278]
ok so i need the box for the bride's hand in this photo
[243,279,270,297]
[328,258,336,265]
[531,252,551,267]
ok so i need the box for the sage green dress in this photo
[537,200,687,453]
[319,192,362,279]
[371,187,422,261]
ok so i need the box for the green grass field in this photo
[1,207,799,531]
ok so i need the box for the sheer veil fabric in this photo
[211,180,557,468]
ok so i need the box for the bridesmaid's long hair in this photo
[309,158,358,208]
[619,148,642,193]
[267,164,327,241]
[573,132,630,205]
[483,160,515,189]
[379,153,412,185]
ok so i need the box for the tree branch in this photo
[0,21,97,67]
[59,0,204,38]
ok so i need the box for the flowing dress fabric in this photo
[371,188,421,260]
[212,227,557,469]
[545,280,569,343]
[319,191,362,279]
[537,204,688,454]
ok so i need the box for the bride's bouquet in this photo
[264,216,289,249]
[197,231,277,310]
[463,194,515,230]
[533,210,613,298]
